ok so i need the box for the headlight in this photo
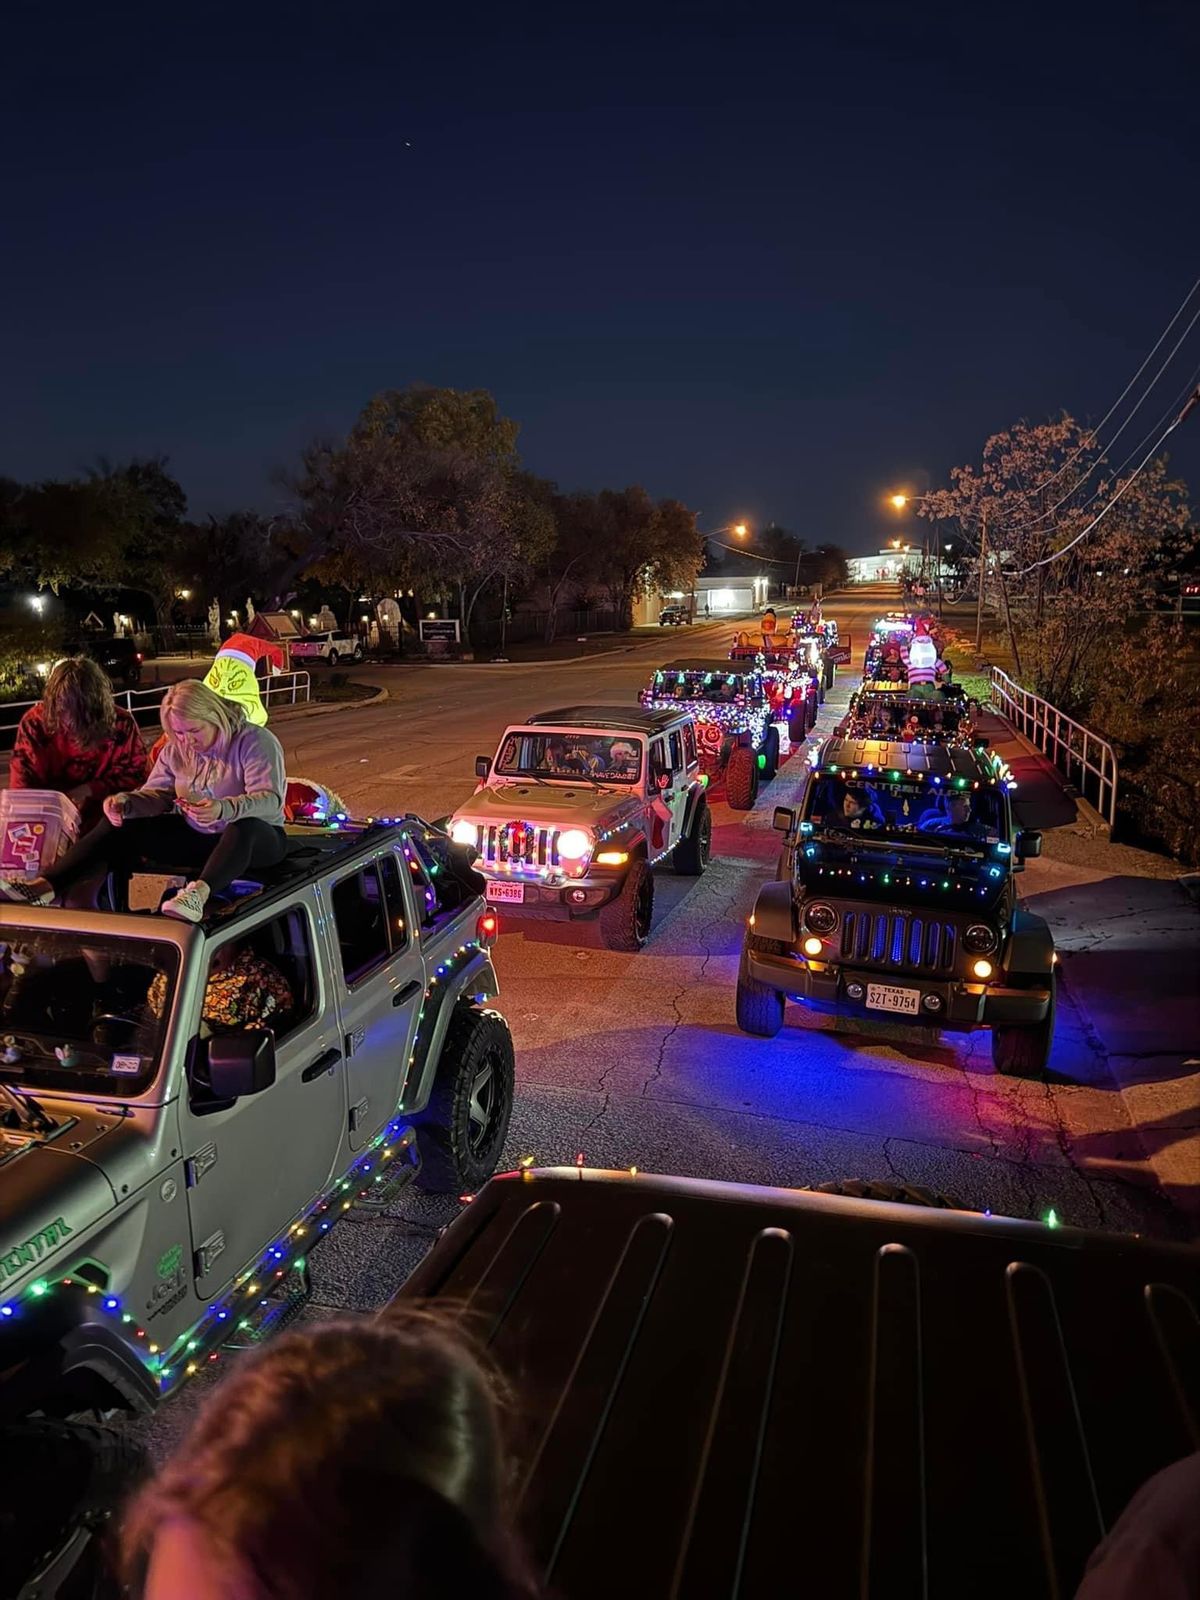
[964,924,998,954]
[804,901,839,935]
[557,829,592,861]
[450,819,478,846]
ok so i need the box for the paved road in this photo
[138,588,1198,1456]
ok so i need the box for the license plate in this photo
[865,982,921,1016]
[486,881,525,904]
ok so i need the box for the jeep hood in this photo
[796,849,1008,914]
[0,1134,116,1294]
[461,785,643,829]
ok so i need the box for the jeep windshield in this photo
[655,671,749,704]
[0,928,179,1097]
[495,731,643,784]
[805,776,1002,853]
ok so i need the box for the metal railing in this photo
[0,673,311,748]
[987,666,1118,832]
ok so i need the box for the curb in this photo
[271,685,389,719]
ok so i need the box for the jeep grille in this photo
[481,823,561,870]
[839,911,958,974]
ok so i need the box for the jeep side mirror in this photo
[773,806,795,833]
[475,755,490,779]
[205,1031,276,1100]
[1017,829,1042,860]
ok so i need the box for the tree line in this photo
[0,385,712,643]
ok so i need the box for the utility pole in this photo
[974,503,988,653]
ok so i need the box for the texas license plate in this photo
[486,881,525,904]
[866,982,920,1016]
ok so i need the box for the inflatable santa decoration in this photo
[906,618,939,688]
[203,634,285,726]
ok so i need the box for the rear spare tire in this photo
[413,1007,514,1192]
[598,858,654,951]
[726,744,759,811]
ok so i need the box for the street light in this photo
[733,522,748,538]
[28,594,45,614]
[889,494,908,510]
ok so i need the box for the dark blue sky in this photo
[3,1,1197,554]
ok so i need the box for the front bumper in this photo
[747,949,1051,1029]
[479,872,622,920]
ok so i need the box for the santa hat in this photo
[913,617,932,638]
[217,633,285,673]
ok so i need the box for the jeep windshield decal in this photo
[0,929,179,1097]
[806,774,1001,855]
[494,732,643,785]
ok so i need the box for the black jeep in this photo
[736,735,1055,1074]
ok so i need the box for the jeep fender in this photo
[750,879,796,943]
[1004,907,1055,980]
[0,1283,159,1422]
[680,787,707,835]
[403,949,499,1115]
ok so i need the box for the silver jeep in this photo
[0,817,513,1444]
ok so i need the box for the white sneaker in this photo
[161,881,211,923]
[0,877,54,907]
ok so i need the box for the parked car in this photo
[640,658,786,810]
[737,735,1054,1074]
[64,634,143,689]
[0,815,513,1591]
[659,604,691,626]
[290,630,363,665]
[451,706,711,951]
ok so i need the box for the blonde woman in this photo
[0,679,287,922]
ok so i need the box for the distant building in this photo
[847,548,923,583]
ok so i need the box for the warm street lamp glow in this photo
[889,494,908,510]
[733,522,748,537]
[891,539,901,549]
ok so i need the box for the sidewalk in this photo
[979,707,1200,1220]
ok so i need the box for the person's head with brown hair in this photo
[40,656,116,748]
[123,1311,537,1600]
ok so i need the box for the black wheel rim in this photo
[635,874,653,939]
[466,1050,502,1156]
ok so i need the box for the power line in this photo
[1004,273,1200,517]
[1006,384,1200,577]
[1005,289,1200,531]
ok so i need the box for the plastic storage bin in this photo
[0,790,81,877]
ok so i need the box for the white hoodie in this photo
[128,724,286,833]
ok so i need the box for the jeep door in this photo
[181,896,344,1301]
[649,732,692,854]
[322,848,424,1151]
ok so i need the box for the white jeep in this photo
[289,629,363,666]
[450,706,711,951]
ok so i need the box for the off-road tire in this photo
[0,1417,148,1598]
[788,708,809,745]
[761,726,781,781]
[598,858,654,951]
[736,936,786,1037]
[352,646,364,662]
[327,649,339,666]
[810,1178,966,1209]
[672,801,712,876]
[413,1007,514,1192]
[991,970,1057,1077]
[824,658,836,690]
[726,744,759,811]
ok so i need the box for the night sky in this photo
[4,1,1197,554]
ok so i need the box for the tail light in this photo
[136,652,144,662]
[477,911,499,946]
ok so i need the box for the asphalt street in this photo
[137,588,1198,1457]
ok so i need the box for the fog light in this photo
[922,993,943,1012]
[802,936,823,957]
[569,888,588,905]
[972,958,994,980]
[846,981,865,1000]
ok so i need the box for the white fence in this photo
[1,673,311,746]
[988,666,1118,832]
